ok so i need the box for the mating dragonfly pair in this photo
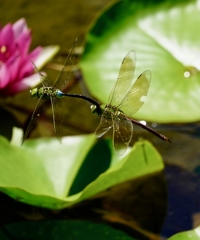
[24,40,171,155]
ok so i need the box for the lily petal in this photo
[18,47,42,80]
[0,19,59,97]
[0,24,14,62]
[0,63,10,89]
[13,18,28,38]
[16,30,32,57]
[9,72,43,94]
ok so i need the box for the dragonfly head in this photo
[29,88,38,98]
[90,105,104,116]
[90,105,98,115]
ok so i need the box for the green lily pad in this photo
[80,0,200,123]
[0,134,164,209]
[168,226,200,240]
[0,220,135,240]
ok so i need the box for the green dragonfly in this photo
[23,39,100,143]
[91,50,171,155]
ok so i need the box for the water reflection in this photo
[184,66,199,78]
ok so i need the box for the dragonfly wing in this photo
[113,114,133,155]
[53,39,77,91]
[31,60,51,87]
[50,96,65,143]
[109,50,136,106]
[95,109,113,138]
[23,97,47,143]
[39,72,51,87]
[120,70,151,118]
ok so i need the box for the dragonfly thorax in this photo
[92,104,124,119]
[30,87,65,99]
[105,104,123,116]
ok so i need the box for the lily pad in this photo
[80,0,200,123]
[168,225,200,240]
[0,134,164,209]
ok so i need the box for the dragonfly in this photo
[91,50,171,155]
[23,39,100,143]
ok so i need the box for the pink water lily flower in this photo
[0,18,42,97]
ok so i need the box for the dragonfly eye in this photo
[30,88,38,98]
[90,105,97,114]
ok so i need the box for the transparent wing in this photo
[53,38,77,91]
[109,50,136,106]
[95,108,113,138]
[50,96,65,143]
[119,70,151,118]
[23,97,48,143]
[31,60,51,87]
[113,114,133,155]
